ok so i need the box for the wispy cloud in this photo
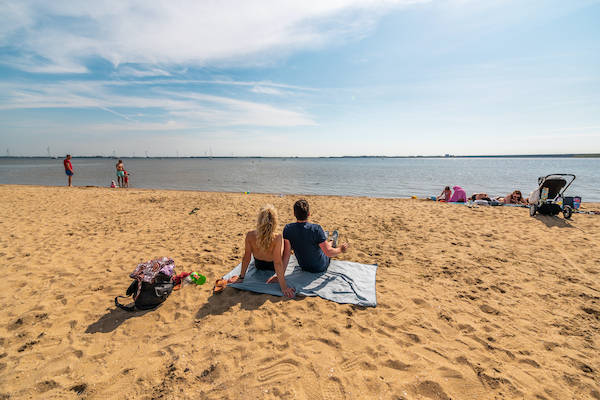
[0,80,316,128]
[250,86,286,96]
[116,66,172,78]
[102,79,320,92]
[0,0,426,73]
[163,90,315,127]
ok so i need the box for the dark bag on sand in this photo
[115,257,176,312]
[115,274,174,311]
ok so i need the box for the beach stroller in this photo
[529,174,576,219]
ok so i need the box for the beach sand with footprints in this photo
[0,184,599,399]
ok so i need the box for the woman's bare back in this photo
[246,231,283,261]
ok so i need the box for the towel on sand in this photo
[222,256,377,307]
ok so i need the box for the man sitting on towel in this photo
[281,199,349,273]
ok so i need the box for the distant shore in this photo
[2,153,599,159]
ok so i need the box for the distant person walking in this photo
[116,159,125,188]
[63,154,74,187]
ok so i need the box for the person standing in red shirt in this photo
[63,154,74,186]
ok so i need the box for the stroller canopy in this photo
[536,174,575,199]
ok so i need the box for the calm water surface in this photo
[1,157,599,201]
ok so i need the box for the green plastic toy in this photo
[189,272,206,285]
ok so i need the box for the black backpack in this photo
[115,272,174,311]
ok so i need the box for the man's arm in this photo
[319,240,349,258]
[282,239,292,270]
[273,236,294,298]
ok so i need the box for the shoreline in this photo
[2,153,600,159]
[3,183,600,209]
[1,185,599,399]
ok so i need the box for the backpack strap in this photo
[114,296,136,312]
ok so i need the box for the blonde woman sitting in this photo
[238,205,295,298]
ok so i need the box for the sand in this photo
[0,184,599,400]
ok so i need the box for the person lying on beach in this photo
[471,193,491,201]
[437,186,452,202]
[448,186,467,202]
[281,199,349,274]
[503,190,527,204]
[238,204,295,298]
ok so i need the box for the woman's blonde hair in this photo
[256,204,278,251]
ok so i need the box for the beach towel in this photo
[222,256,378,307]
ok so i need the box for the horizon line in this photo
[1,153,599,159]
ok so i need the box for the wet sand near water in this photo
[0,185,599,399]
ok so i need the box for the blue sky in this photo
[1,0,599,157]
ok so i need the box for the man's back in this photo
[283,222,329,273]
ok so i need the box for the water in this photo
[1,157,599,201]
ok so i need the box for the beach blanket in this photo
[222,256,378,307]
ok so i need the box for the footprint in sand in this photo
[518,358,540,368]
[412,298,428,306]
[479,304,500,315]
[414,380,451,400]
[437,366,463,379]
[319,376,347,400]
[383,359,411,371]
[256,358,299,383]
[457,324,475,333]
[403,332,421,344]
[316,337,342,349]
[340,354,376,372]
[36,380,59,393]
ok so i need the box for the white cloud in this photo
[116,66,172,77]
[0,0,426,73]
[0,80,316,128]
[88,121,190,132]
[250,86,286,96]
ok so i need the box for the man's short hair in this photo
[293,199,309,220]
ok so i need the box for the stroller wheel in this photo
[529,204,537,217]
[563,205,572,220]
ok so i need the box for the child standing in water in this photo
[63,154,74,186]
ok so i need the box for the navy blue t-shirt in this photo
[283,222,330,273]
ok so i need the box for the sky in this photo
[0,0,599,157]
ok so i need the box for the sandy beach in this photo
[0,184,599,400]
